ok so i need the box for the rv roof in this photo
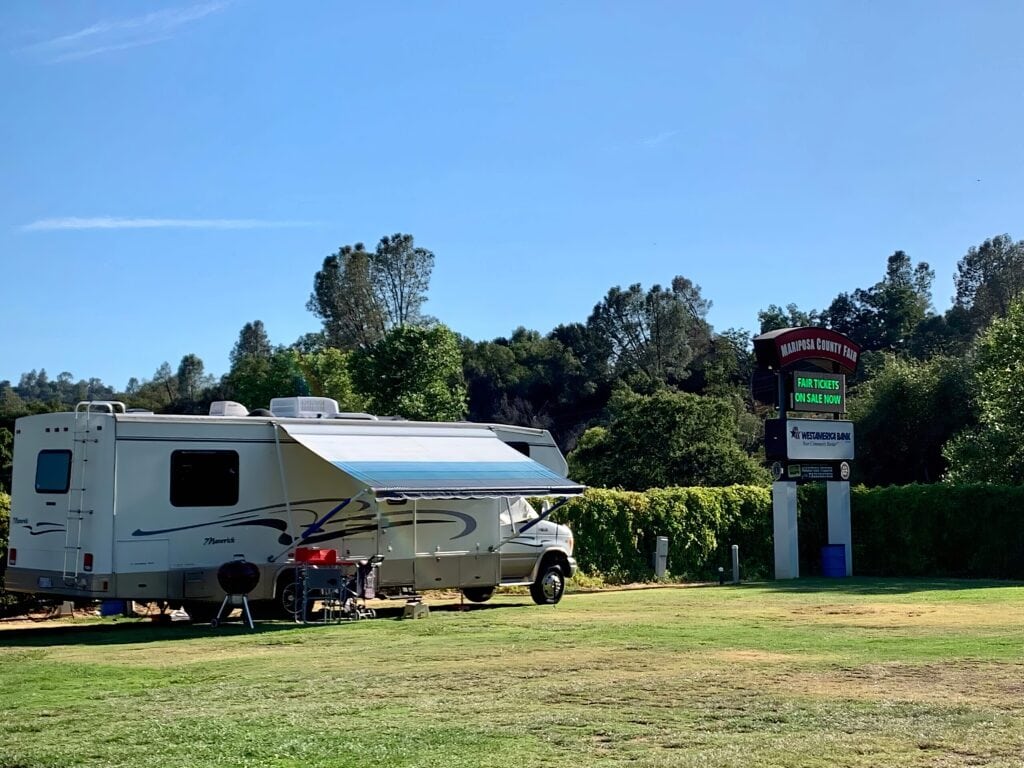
[110,411,551,436]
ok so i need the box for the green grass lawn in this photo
[2,579,1022,768]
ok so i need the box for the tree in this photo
[0,427,12,493]
[175,354,209,410]
[567,388,767,490]
[371,233,434,329]
[757,304,819,333]
[230,320,273,366]
[292,331,328,355]
[153,362,177,404]
[953,233,1024,336]
[849,355,973,485]
[586,277,712,389]
[686,328,754,396]
[308,233,435,349]
[820,251,934,354]
[944,296,1024,483]
[0,384,25,416]
[223,348,308,411]
[308,243,386,349]
[298,348,365,412]
[351,325,465,421]
[461,324,614,449]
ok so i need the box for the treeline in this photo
[4,231,1024,493]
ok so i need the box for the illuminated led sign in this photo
[791,372,846,414]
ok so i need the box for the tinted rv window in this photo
[507,441,531,457]
[35,450,72,494]
[170,450,239,507]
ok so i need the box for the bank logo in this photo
[789,424,852,442]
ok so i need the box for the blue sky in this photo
[2,1,1022,389]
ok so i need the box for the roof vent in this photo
[209,401,250,417]
[269,396,340,419]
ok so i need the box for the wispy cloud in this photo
[21,217,315,232]
[642,130,679,148]
[18,2,227,63]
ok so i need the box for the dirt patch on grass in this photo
[789,602,1024,629]
[780,661,1024,708]
[712,649,822,664]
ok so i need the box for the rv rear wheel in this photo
[530,564,565,605]
[462,587,494,603]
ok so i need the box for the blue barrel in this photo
[99,599,126,616]
[820,544,847,577]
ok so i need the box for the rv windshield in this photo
[500,499,540,529]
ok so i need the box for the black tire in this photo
[462,587,495,603]
[530,563,565,605]
[274,575,304,621]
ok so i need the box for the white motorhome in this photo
[5,398,583,619]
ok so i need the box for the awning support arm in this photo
[494,496,571,551]
[267,491,368,563]
[272,422,297,548]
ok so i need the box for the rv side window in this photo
[507,441,531,457]
[35,450,72,494]
[170,450,239,507]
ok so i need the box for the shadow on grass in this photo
[0,599,534,649]
[752,576,1024,595]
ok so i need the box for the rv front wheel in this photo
[530,564,565,605]
[462,587,494,603]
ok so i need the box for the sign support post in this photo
[826,481,852,576]
[772,481,799,579]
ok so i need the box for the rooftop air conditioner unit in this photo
[269,397,340,419]
[209,401,250,417]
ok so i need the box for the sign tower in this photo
[751,327,861,578]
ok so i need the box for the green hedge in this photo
[0,489,9,567]
[799,484,1024,579]
[554,484,1024,582]
[552,486,773,581]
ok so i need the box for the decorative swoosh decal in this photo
[225,518,295,546]
[129,504,477,543]
[377,509,477,540]
[133,516,260,537]
[214,498,370,520]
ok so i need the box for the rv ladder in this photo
[62,407,98,585]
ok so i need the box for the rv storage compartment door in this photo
[114,540,169,599]
[411,499,499,591]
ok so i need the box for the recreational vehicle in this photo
[5,398,583,619]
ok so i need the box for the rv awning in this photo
[279,422,585,500]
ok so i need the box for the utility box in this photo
[653,536,669,578]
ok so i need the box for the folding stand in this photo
[211,593,255,629]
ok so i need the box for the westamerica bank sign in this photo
[786,418,855,461]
